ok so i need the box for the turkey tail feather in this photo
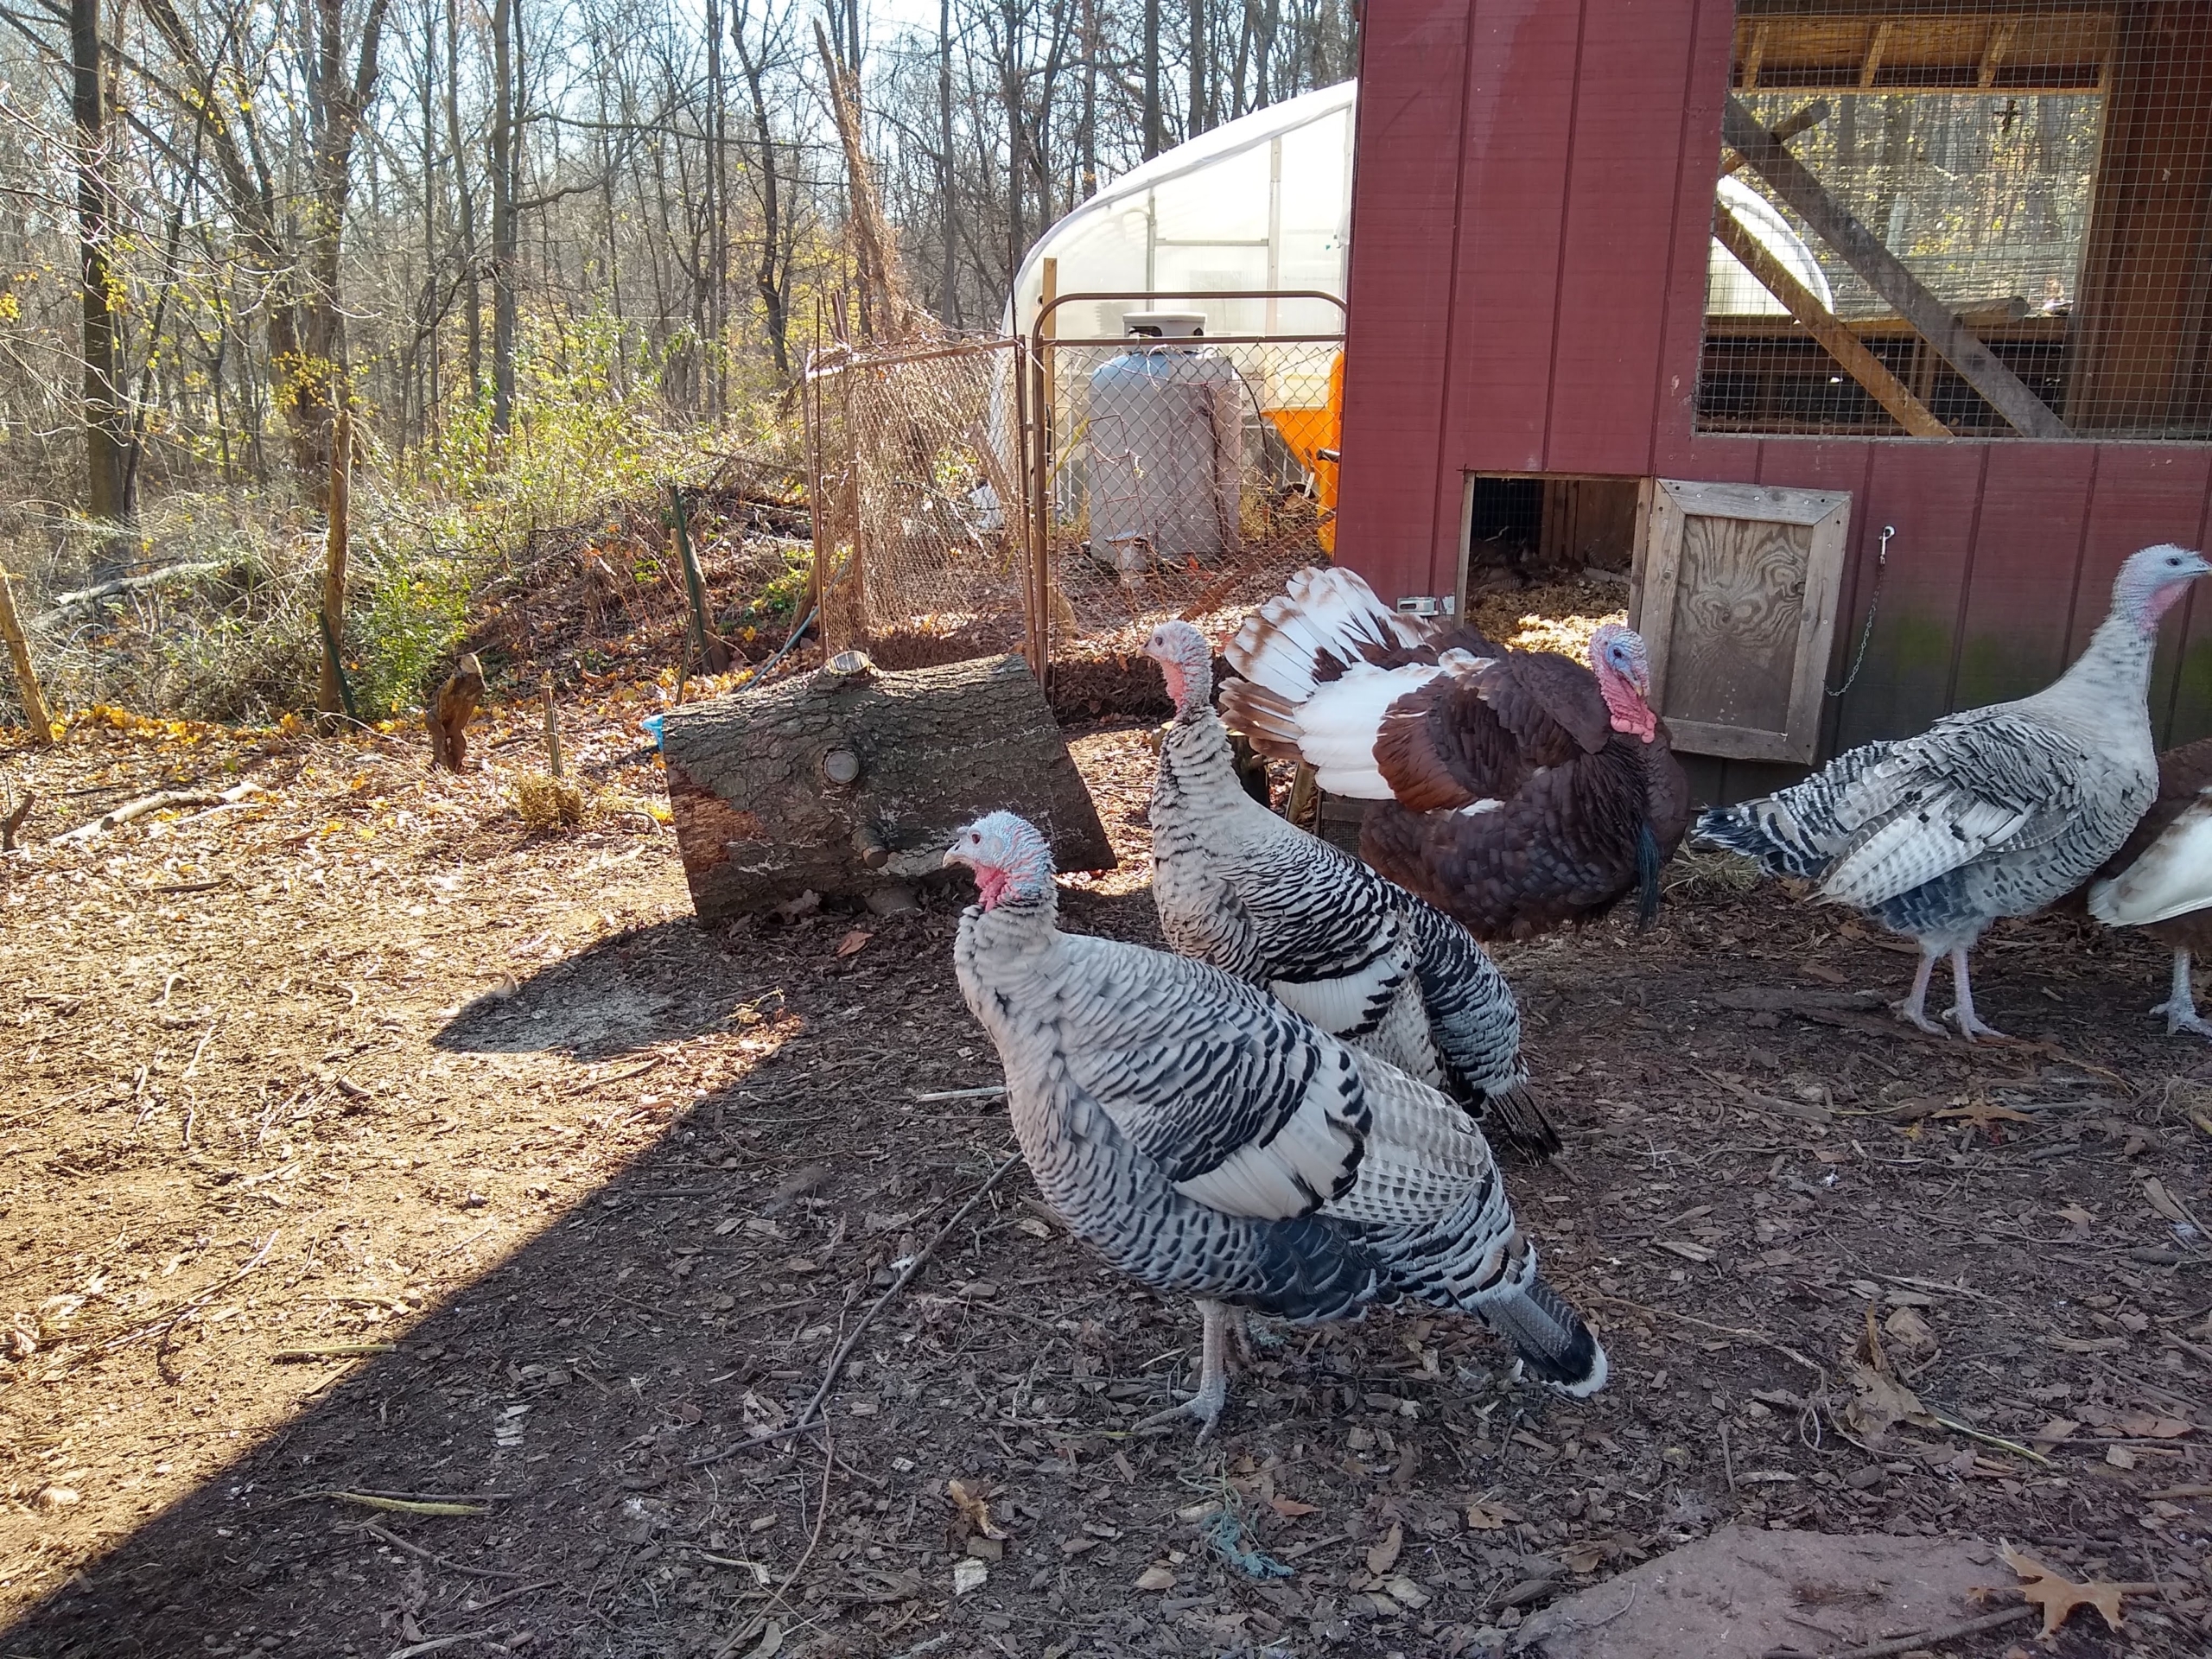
[1476,1078,1560,1163]
[1635,821,1662,929]
[1482,1273,1607,1397]
[1217,681,1306,762]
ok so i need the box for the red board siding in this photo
[1545,1,1702,474]
[1337,3,1473,595]
[1342,0,2212,778]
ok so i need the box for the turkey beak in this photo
[1630,661,1652,701]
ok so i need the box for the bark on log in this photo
[664,652,1114,919]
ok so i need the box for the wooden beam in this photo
[1979,19,2018,90]
[1720,99,1827,179]
[1711,201,1951,438]
[1859,19,1893,89]
[1721,96,2071,439]
[1742,21,1767,92]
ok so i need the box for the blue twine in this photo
[1202,1510,1294,1580]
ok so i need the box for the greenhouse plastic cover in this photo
[1006,80,1827,340]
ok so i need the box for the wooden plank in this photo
[1335,2,1472,599]
[1950,443,2097,709]
[2063,5,2212,432]
[1720,95,2071,439]
[1541,0,1705,476]
[1859,19,1893,89]
[1442,0,1586,478]
[1641,480,1850,762]
[1783,495,1852,760]
[1740,21,1767,91]
[1709,200,1949,437]
[1828,443,1986,750]
[0,563,56,745]
[1978,19,2018,89]
[2072,447,2212,743]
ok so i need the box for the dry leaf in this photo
[2116,1414,2193,1439]
[1999,1541,2128,1637]
[1934,1103,2035,1132]
[951,1558,989,1596]
[1843,1362,1936,1446]
[2056,1202,2095,1236]
[1134,1565,1175,1592]
[1798,959,1848,985]
[2143,1178,2194,1226]
[1561,1541,1606,1574]
[1883,1306,1936,1352]
[2031,1417,2079,1446]
[1364,1521,1404,1576]
[1268,1496,1320,1517]
[1465,1501,1521,1531]
[746,1620,784,1659]
[2106,1446,2138,1470]
[947,1478,1007,1540]
[835,928,872,958]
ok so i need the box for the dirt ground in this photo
[3,689,2210,1659]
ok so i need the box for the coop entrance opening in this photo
[1464,474,1643,598]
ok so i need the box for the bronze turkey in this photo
[1218,568,1690,941]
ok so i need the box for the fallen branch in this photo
[33,559,236,626]
[53,778,261,843]
[351,1520,522,1580]
[690,1151,1023,1464]
[1767,1603,2032,1659]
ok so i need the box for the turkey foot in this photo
[1892,953,1947,1036]
[1942,948,2009,1042]
[2152,950,2212,1038]
[1140,1300,1231,1437]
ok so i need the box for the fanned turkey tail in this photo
[1221,569,1452,796]
[1479,1271,1608,1397]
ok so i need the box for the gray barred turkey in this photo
[1699,543,2210,1040]
[1217,568,1689,941]
[1141,620,1556,1160]
[946,812,1605,1432]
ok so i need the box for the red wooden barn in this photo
[1333,0,2212,798]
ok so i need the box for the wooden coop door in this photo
[1632,480,1850,765]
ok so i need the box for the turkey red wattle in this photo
[1597,669,1658,743]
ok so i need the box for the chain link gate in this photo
[805,295,1346,678]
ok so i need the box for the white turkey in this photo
[946,811,1606,1430]
[1141,620,1556,1159]
[1217,567,1690,940]
[1696,543,2210,1040]
[2085,735,2212,1038]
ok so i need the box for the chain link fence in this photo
[804,297,1345,679]
[1030,327,1344,652]
[805,337,1031,667]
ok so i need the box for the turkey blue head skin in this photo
[2114,543,2212,635]
[945,811,1054,910]
[1588,624,1658,744]
[1141,620,1214,717]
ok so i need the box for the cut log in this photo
[664,652,1114,920]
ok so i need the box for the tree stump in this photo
[664,652,1115,920]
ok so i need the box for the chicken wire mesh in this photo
[1032,331,1344,648]
[805,337,1032,664]
[1703,1,2212,440]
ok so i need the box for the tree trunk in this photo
[663,653,1115,920]
[1188,0,1206,138]
[448,0,480,406]
[71,0,130,571]
[1142,0,1162,157]
[939,0,958,323]
[490,0,519,435]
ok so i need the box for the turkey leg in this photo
[1141,1299,1231,1435]
[1944,947,2007,1041]
[1893,950,1944,1035]
[2151,949,2212,1039]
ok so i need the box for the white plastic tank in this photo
[1087,312,1245,581]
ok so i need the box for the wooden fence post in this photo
[0,564,57,745]
[318,407,353,717]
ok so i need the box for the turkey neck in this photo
[2020,604,2159,754]
[1156,706,1261,823]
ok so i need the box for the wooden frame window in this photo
[1700,3,2212,442]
